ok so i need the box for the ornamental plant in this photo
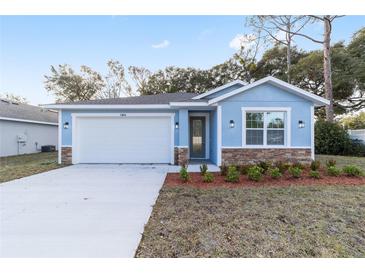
[225,166,240,183]
[240,164,252,175]
[326,159,337,168]
[288,166,302,178]
[269,167,282,179]
[258,161,271,174]
[342,165,363,177]
[309,170,321,179]
[327,166,341,177]
[203,172,214,183]
[310,160,321,171]
[275,161,290,174]
[220,165,228,176]
[247,165,264,182]
[200,163,208,176]
[179,166,189,182]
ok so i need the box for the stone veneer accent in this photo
[61,147,72,164]
[221,148,312,165]
[174,147,189,166]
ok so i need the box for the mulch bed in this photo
[165,169,365,189]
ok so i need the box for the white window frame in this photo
[241,107,291,148]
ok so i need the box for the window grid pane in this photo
[245,111,286,146]
[246,129,264,145]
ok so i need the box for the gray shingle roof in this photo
[57,92,206,105]
[0,99,58,124]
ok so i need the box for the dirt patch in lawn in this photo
[165,171,365,189]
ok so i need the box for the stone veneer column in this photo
[174,147,189,166]
[61,147,72,164]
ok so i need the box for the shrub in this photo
[345,139,365,157]
[310,160,321,171]
[342,165,363,177]
[225,166,240,183]
[179,166,189,182]
[327,166,341,177]
[247,165,264,182]
[315,120,354,156]
[200,163,208,175]
[292,161,305,170]
[203,172,214,183]
[239,164,252,175]
[220,165,228,176]
[326,159,337,168]
[309,170,321,179]
[275,161,290,174]
[288,166,302,178]
[258,161,271,174]
[269,167,282,179]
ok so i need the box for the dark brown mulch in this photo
[165,170,365,189]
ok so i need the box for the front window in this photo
[245,111,286,146]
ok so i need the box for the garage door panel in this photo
[75,116,172,163]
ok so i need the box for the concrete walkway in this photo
[0,164,170,257]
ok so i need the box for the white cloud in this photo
[229,33,257,50]
[152,40,170,49]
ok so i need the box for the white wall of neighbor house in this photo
[0,120,58,157]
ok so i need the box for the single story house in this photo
[46,76,329,166]
[0,99,58,157]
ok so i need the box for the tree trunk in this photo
[286,23,291,84]
[323,16,334,122]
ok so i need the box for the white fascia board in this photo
[0,116,58,126]
[207,76,330,106]
[43,104,171,110]
[192,79,246,100]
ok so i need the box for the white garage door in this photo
[74,115,172,164]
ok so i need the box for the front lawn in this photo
[316,154,365,170]
[0,152,64,183]
[136,184,365,257]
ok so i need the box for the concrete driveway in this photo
[0,164,169,257]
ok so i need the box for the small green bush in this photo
[310,160,321,171]
[258,161,271,174]
[200,163,208,175]
[288,166,302,178]
[239,164,252,175]
[342,165,363,177]
[247,165,264,182]
[275,161,290,174]
[179,166,189,182]
[203,172,214,183]
[326,159,337,168]
[327,166,341,177]
[292,161,305,170]
[220,165,228,176]
[225,166,240,183]
[269,167,282,179]
[309,170,321,179]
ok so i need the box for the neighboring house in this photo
[46,76,329,166]
[348,129,365,143]
[0,99,58,157]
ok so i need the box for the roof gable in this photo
[192,80,246,100]
[206,76,329,106]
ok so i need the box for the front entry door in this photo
[189,116,206,159]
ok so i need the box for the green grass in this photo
[136,184,365,258]
[0,152,64,183]
[316,155,365,170]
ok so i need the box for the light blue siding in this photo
[205,83,244,99]
[220,83,313,147]
[209,110,217,164]
[178,109,189,146]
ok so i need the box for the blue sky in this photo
[0,16,364,104]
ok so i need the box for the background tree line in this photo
[44,23,365,122]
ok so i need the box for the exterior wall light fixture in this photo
[229,120,235,128]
